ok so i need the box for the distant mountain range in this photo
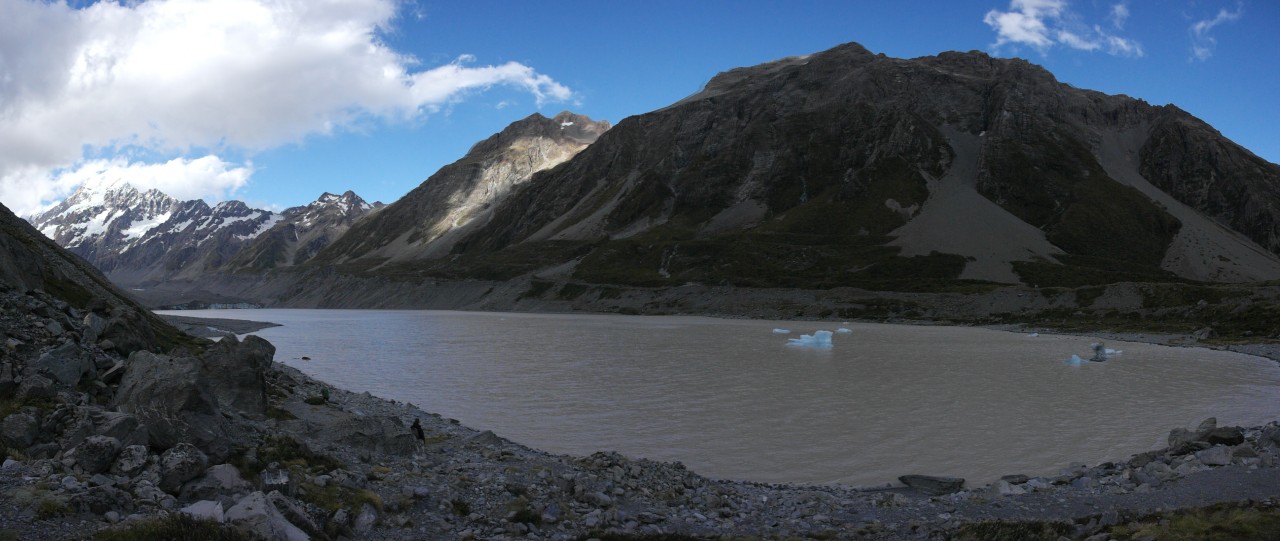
[27,181,382,286]
[23,42,1280,317]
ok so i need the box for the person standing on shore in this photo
[411,418,426,451]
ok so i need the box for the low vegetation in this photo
[93,513,256,541]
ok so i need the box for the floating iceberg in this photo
[835,327,852,334]
[787,330,834,348]
[1065,354,1085,366]
[773,328,791,334]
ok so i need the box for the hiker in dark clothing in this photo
[411,418,426,450]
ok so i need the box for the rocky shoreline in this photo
[4,293,1280,540]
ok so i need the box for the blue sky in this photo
[1,0,1276,216]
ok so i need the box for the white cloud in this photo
[4,155,252,216]
[1109,3,1130,29]
[1189,3,1244,61]
[0,0,573,215]
[984,0,1143,58]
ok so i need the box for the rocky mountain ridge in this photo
[310,111,610,268]
[28,183,381,285]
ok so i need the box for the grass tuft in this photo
[94,513,256,541]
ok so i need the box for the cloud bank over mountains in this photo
[0,0,572,216]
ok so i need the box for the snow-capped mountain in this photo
[29,181,182,270]
[222,191,384,270]
[28,181,382,286]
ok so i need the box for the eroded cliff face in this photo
[309,111,610,267]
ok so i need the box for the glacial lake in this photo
[162,309,1280,486]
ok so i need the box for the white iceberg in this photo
[835,327,852,334]
[772,328,791,334]
[787,330,834,348]
[1028,332,1039,337]
[1065,354,1085,366]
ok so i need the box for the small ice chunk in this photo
[1105,348,1122,356]
[773,328,791,334]
[835,327,852,334]
[1028,332,1039,337]
[787,330,834,348]
[1065,354,1085,366]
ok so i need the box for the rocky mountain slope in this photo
[6,195,1280,540]
[421,43,1280,291]
[221,191,383,271]
[310,111,609,269]
[28,183,380,285]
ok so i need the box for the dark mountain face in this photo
[309,111,610,268]
[1,201,189,354]
[415,43,1280,289]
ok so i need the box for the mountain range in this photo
[24,42,1280,326]
[28,181,382,287]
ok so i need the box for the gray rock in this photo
[1000,474,1030,484]
[181,500,225,523]
[111,445,149,476]
[73,435,120,475]
[0,362,15,396]
[260,467,291,494]
[1202,427,1245,446]
[92,411,147,448]
[1197,417,1218,432]
[353,502,378,534]
[113,351,232,457]
[1196,445,1234,466]
[159,443,209,494]
[201,335,274,415]
[45,320,65,336]
[898,475,965,495]
[0,411,40,450]
[33,342,92,386]
[331,415,416,456]
[267,490,323,539]
[17,373,56,402]
[182,464,252,501]
[1,458,18,470]
[226,491,309,541]
[82,313,107,344]
[989,480,1025,496]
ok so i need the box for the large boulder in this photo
[0,411,40,450]
[32,342,94,386]
[181,464,252,502]
[201,335,274,416]
[92,411,148,448]
[331,415,417,457]
[226,491,309,541]
[113,351,227,454]
[159,443,209,494]
[111,445,149,476]
[16,373,56,402]
[73,435,121,475]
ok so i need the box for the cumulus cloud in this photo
[0,0,573,215]
[1189,3,1244,61]
[4,156,253,217]
[984,0,1143,58]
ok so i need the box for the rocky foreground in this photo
[3,287,1280,540]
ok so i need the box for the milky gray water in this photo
[164,309,1280,486]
